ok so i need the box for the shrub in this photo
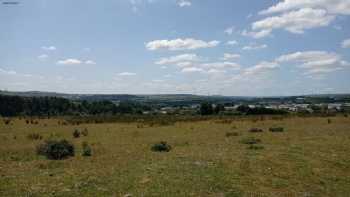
[248,144,264,150]
[36,139,75,160]
[269,127,284,132]
[73,129,81,138]
[27,133,43,140]
[151,141,172,152]
[226,132,239,137]
[249,128,263,133]
[82,142,92,157]
[240,137,261,145]
[81,128,89,136]
[327,119,332,124]
[3,119,11,125]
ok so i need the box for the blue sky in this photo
[0,0,349,96]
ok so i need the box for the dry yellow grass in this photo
[0,116,349,196]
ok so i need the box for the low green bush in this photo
[27,133,43,140]
[151,141,172,152]
[73,129,81,138]
[82,142,92,157]
[249,128,263,133]
[240,137,261,145]
[36,139,75,160]
[269,127,284,132]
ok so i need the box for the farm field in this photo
[0,116,349,197]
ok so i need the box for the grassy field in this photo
[0,116,349,197]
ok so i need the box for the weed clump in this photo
[81,128,89,136]
[248,144,264,150]
[73,129,81,138]
[151,141,172,152]
[27,133,43,140]
[226,132,239,137]
[269,127,285,132]
[240,137,261,145]
[249,128,263,133]
[3,119,11,125]
[82,142,92,157]
[36,139,75,160]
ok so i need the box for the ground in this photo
[0,116,349,197]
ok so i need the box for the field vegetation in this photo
[0,115,349,196]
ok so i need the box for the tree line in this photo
[0,95,151,117]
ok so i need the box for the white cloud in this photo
[146,38,220,51]
[259,0,350,15]
[85,60,96,65]
[244,61,279,75]
[226,40,238,46]
[38,54,48,60]
[241,29,272,39]
[41,46,56,51]
[181,67,204,73]
[252,8,335,37]
[221,53,241,61]
[276,51,348,75]
[57,59,82,65]
[177,0,191,7]
[117,72,137,76]
[155,54,201,65]
[207,69,227,74]
[341,38,350,48]
[200,62,241,71]
[242,43,267,50]
[0,68,17,75]
[247,0,350,38]
[224,26,235,35]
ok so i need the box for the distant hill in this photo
[1,90,349,105]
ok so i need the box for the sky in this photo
[0,0,350,96]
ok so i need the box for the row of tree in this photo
[0,95,151,117]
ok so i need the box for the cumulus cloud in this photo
[341,38,350,48]
[251,8,335,37]
[244,61,280,75]
[56,59,82,65]
[41,46,56,51]
[38,54,48,61]
[259,0,350,15]
[155,54,201,65]
[146,38,220,51]
[177,0,191,7]
[242,43,267,50]
[245,0,350,38]
[226,40,238,46]
[224,26,235,35]
[201,62,241,70]
[181,67,204,73]
[221,53,241,61]
[276,51,349,75]
[85,60,97,65]
[117,72,137,76]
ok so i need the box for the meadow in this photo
[0,115,349,197]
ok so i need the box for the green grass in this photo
[0,116,349,196]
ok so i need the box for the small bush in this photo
[226,132,239,137]
[73,129,81,138]
[36,139,75,160]
[151,141,172,152]
[327,119,332,124]
[240,137,261,145]
[81,128,89,136]
[3,119,11,125]
[249,128,263,133]
[248,144,264,150]
[269,127,284,132]
[27,133,43,140]
[82,142,92,157]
